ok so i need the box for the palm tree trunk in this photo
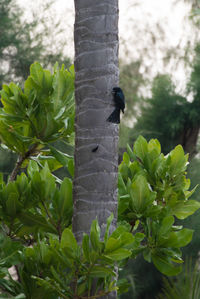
[73,0,119,246]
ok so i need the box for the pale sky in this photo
[16,0,194,93]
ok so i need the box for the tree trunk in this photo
[73,0,119,239]
[179,125,200,159]
[73,2,119,296]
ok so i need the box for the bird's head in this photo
[112,87,122,94]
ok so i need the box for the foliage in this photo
[132,43,200,157]
[0,0,70,88]
[0,62,74,180]
[0,162,73,239]
[157,258,200,299]
[0,64,199,298]
[0,205,149,296]
[178,157,200,260]
[133,75,188,154]
[188,43,200,99]
[118,135,200,276]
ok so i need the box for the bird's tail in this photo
[107,108,120,124]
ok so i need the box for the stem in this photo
[40,200,60,237]
[9,143,38,182]
[57,220,62,241]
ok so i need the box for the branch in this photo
[9,143,38,182]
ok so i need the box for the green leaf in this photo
[159,228,193,248]
[184,184,198,199]
[117,278,130,295]
[148,138,161,155]
[0,235,22,266]
[58,177,73,218]
[61,228,78,251]
[104,213,114,243]
[143,248,151,262]
[16,172,29,194]
[6,192,21,217]
[39,163,56,198]
[126,143,136,161]
[50,266,66,290]
[68,159,74,178]
[35,154,63,172]
[89,266,115,278]
[52,68,67,106]
[133,135,148,162]
[172,200,200,219]
[152,252,182,276]
[27,160,39,177]
[19,212,56,233]
[48,144,71,166]
[110,225,131,239]
[123,152,130,164]
[159,216,174,237]
[29,62,44,88]
[77,282,87,296]
[119,232,135,248]
[39,242,51,265]
[82,234,90,261]
[130,175,156,214]
[118,173,127,195]
[15,295,26,299]
[169,145,188,176]
[105,238,122,253]
[104,248,131,261]
[90,219,101,251]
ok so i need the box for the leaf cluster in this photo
[118,135,200,276]
[0,62,74,153]
[0,162,73,239]
[0,210,134,298]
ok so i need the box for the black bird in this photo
[107,87,125,124]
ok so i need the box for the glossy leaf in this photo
[130,175,156,214]
[88,266,115,278]
[82,234,90,262]
[172,200,200,219]
[158,228,193,248]
[104,248,132,261]
[133,135,148,162]
[152,252,182,276]
[61,228,77,251]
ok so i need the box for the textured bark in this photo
[73,0,119,243]
[179,126,200,159]
[73,2,119,295]
[73,5,119,297]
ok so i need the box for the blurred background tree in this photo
[0,0,70,88]
[0,0,71,179]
